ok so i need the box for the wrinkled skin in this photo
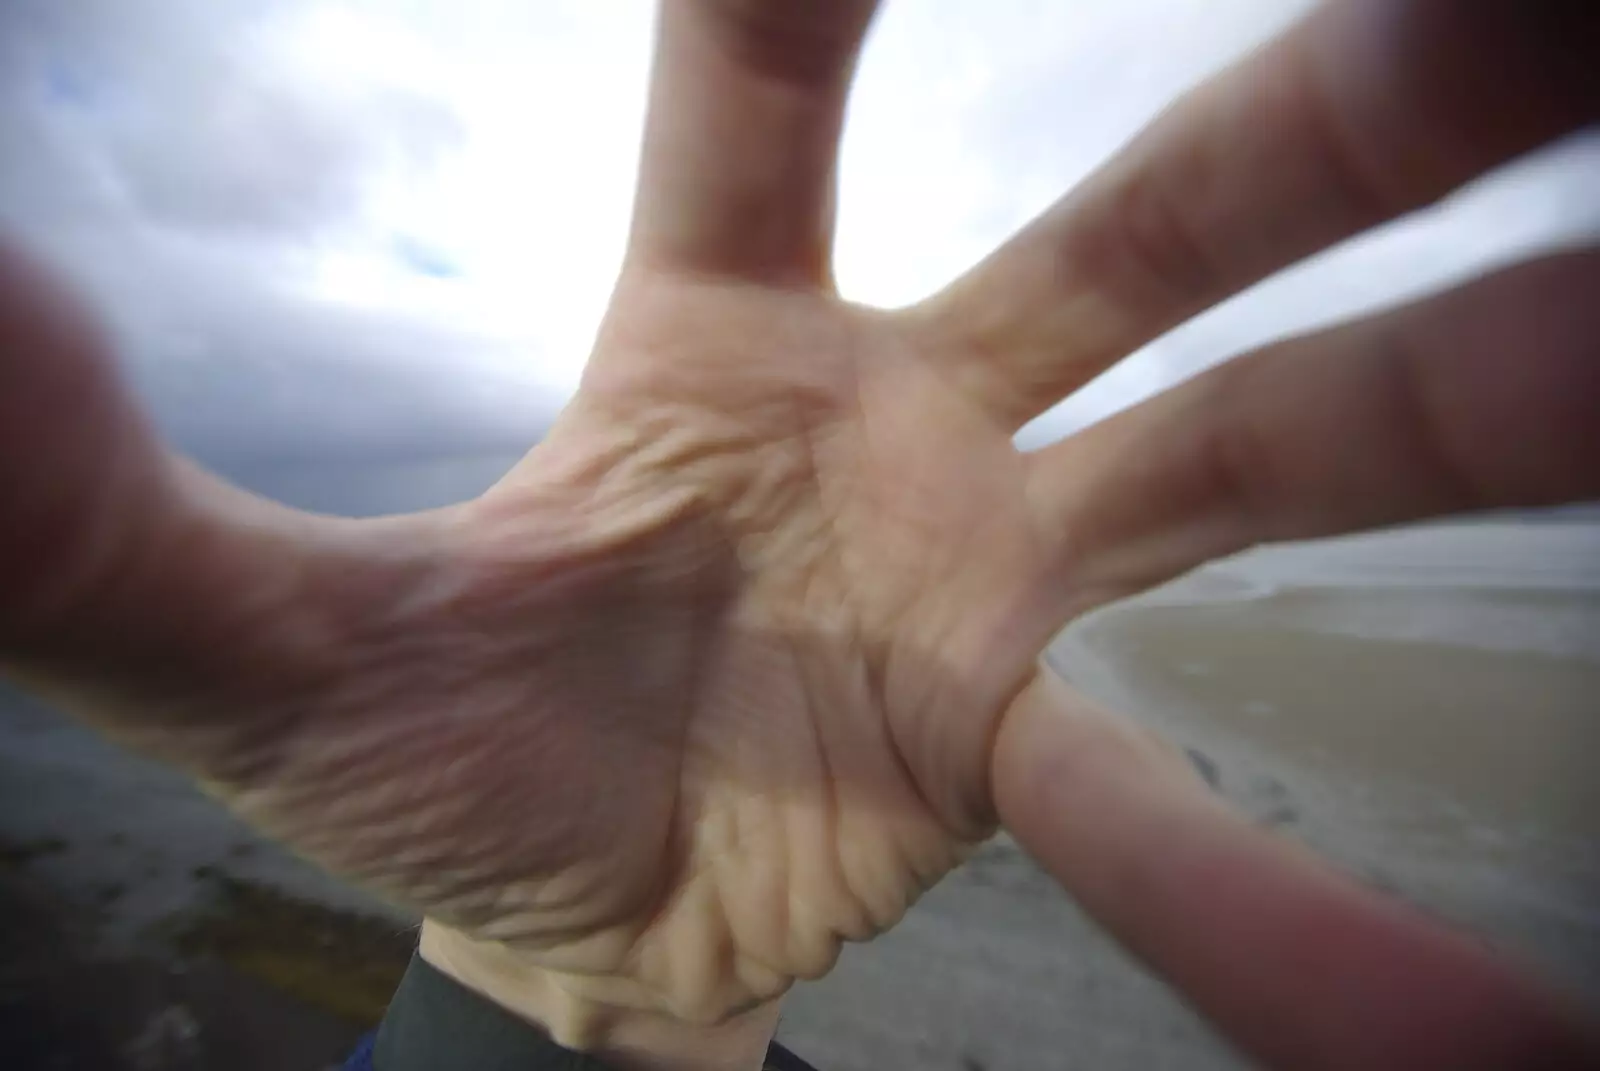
[114,275,1077,1022]
[3,0,1598,1051]
[0,0,1093,1026]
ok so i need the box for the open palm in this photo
[4,0,1083,1026]
[3,0,1597,1057]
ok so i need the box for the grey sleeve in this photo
[373,954,818,1071]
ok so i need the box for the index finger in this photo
[917,0,1600,428]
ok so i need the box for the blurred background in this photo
[1,2,1597,1068]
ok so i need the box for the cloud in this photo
[1,0,1595,467]
[836,0,1320,308]
[0,0,561,464]
[5,0,463,235]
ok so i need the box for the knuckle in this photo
[1188,361,1289,542]
[1101,165,1225,303]
[1377,321,1487,512]
[1282,38,1409,222]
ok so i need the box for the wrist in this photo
[417,920,781,1071]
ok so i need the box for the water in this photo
[1220,522,1600,594]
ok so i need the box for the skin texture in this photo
[1,0,1597,1068]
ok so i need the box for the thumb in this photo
[993,669,1600,1070]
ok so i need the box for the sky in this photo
[1,0,1597,465]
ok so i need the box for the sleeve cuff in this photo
[372,953,607,1070]
[352,953,820,1071]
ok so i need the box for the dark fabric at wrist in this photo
[374,953,608,1070]
[368,953,819,1071]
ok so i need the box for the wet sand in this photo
[1071,590,1600,838]
[2,521,1597,1070]
[1051,527,1600,1011]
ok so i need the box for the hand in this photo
[1,2,1596,1070]
[1,0,1100,1050]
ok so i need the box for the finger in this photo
[0,240,372,740]
[916,0,1600,428]
[993,670,1600,1070]
[1025,248,1600,617]
[626,0,877,285]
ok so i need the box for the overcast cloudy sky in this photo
[2,0,1597,465]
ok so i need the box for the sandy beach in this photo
[2,517,1597,1069]
[1056,525,1600,1007]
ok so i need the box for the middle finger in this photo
[912,0,1599,429]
